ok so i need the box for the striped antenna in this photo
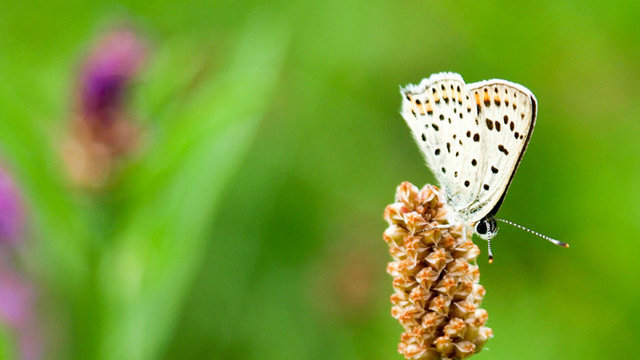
[496,218,569,248]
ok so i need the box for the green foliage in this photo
[0,324,15,360]
[0,1,639,360]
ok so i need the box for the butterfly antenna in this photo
[487,238,494,264]
[496,218,569,248]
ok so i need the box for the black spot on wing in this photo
[498,144,509,155]
[486,119,493,130]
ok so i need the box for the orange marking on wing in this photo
[483,91,490,106]
[474,92,482,112]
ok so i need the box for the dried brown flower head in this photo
[383,182,492,360]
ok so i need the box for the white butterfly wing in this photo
[461,80,537,222]
[400,73,485,210]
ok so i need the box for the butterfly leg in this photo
[417,224,452,236]
[431,224,452,230]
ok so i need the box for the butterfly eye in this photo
[475,220,488,235]
[475,217,498,240]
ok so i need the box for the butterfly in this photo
[400,72,566,260]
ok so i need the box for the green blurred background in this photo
[0,1,639,359]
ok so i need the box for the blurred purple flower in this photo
[0,268,32,328]
[78,28,146,126]
[0,167,37,359]
[65,27,147,187]
[0,267,41,360]
[19,326,41,360]
[0,167,24,245]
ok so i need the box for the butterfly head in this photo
[474,216,498,240]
